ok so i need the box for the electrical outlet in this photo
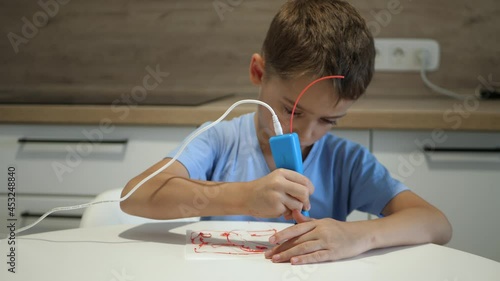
[374,38,440,72]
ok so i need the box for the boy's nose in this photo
[294,123,315,146]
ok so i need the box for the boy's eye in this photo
[283,105,301,116]
[321,119,338,125]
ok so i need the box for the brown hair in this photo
[262,0,375,100]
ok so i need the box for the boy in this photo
[121,0,452,265]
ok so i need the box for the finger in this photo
[269,221,316,245]
[279,181,311,211]
[265,236,301,259]
[270,240,324,263]
[283,210,293,220]
[281,193,304,214]
[289,250,334,265]
[265,225,318,258]
[264,245,279,259]
[277,169,315,195]
[292,209,314,224]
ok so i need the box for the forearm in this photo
[120,173,247,220]
[362,206,452,251]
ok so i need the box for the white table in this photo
[1,221,499,281]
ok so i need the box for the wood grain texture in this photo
[353,0,500,97]
[0,0,498,101]
[1,95,499,131]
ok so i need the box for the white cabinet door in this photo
[373,130,500,262]
[331,130,372,221]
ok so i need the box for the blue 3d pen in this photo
[269,132,310,218]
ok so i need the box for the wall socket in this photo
[374,38,440,72]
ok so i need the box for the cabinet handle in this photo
[21,212,81,219]
[423,146,500,153]
[18,138,128,145]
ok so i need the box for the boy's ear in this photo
[249,53,265,85]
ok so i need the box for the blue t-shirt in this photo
[167,113,408,223]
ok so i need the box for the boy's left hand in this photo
[264,210,371,264]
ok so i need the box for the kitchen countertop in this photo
[0,94,499,131]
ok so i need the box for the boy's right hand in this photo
[243,169,314,220]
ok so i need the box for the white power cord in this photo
[14,99,283,235]
[418,50,475,100]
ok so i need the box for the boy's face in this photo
[250,54,354,154]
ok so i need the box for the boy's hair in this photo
[262,0,375,100]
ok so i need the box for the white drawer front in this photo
[373,130,500,261]
[331,129,370,149]
[0,125,195,196]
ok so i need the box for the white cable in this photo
[14,99,282,235]
[418,50,473,100]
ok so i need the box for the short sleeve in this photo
[165,123,219,181]
[347,146,409,217]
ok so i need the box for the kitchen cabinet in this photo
[372,130,500,262]
[0,124,195,234]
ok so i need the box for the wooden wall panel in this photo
[0,0,498,102]
[353,0,500,97]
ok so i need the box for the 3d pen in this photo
[269,132,310,218]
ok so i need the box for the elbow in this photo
[119,178,161,219]
[441,219,453,245]
[434,210,453,245]
[119,181,137,216]
[119,192,131,215]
